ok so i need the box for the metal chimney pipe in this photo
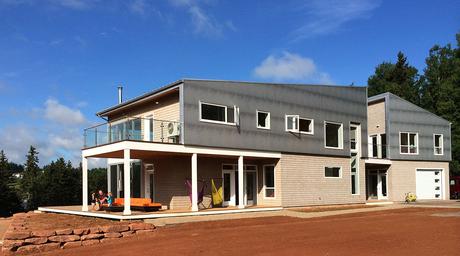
[117,85,123,104]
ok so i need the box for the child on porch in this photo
[107,192,114,207]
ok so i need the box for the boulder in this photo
[25,237,48,245]
[81,233,104,241]
[101,225,129,233]
[31,230,56,237]
[121,231,135,237]
[73,228,90,236]
[55,228,73,235]
[62,241,82,249]
[104,232,122,238]
[90,226,102,234]
[3,231,31,240]
[2,239,25,248]
[48,235,81,243]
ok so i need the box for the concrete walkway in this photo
[145,204,407,226]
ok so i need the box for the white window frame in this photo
[324,121,344,149]
[350,153,359,195]
[299,117,314,135]
[199,101,236,126]
[433,134,444,156]
[256,110,271,130]
[263,164,276,199]
[399,132,419,155]
[324,166,342,178]
[285,114,299,132]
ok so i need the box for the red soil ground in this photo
[6,207,460,256]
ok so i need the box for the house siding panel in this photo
[368,101,386,135]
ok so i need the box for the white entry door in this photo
[416,169,443,199]
[222,164,257,207]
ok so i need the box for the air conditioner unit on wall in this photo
[167,122,180,137]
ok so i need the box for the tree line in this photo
[0,147,107,216]
[368,33,460,176]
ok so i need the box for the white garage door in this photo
[416,169,443,200]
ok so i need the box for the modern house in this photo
[366,93,451,201]
[75,79,450,216]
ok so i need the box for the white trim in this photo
[324,121,344,149]
[82,141,281,159]
[263,164,276,199]
[221,163,258,207]
[324,166,342,178]
[433,134,444,156]
[364,158,392,165]
[285,114,299,132]
[38,206,283,220]
[399,132,419,155]
[256,110,271,130]
[199,101,236,126]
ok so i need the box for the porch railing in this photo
[84,117,182,148]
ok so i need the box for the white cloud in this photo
[48,0,92,10]
[44,98,87,126]
[129,0,147,15]
[253,51,333,84]
[168,0,233,38]
[0,99,90,166]
[292,0,381,40]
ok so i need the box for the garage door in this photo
[416,169,443,199]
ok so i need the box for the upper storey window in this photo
[434,134,444,155]
[285,115,314,134]
[200,102,236,125]
[257,111,270,129]
[324,121,343,149]
[400,132,418,154]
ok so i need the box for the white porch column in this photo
[82,156,88,212]
[143,118,151,141]
[107,161,111,193]
[191,153,198,212]
[123,149,131,215]
[238,155,244,209]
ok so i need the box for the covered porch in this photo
[81,141,281,216]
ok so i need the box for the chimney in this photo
[117,85,123,104]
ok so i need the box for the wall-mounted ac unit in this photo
[167,122,180,137]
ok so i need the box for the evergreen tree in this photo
[0,150,22,216]
[41,158,81,206]
[368,51,421,104]
[420,34,460,175]
[21,146,42,210]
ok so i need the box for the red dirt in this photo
[289,204,379,213]
[16,208,460,255]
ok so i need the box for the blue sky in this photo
[0,0,459,166]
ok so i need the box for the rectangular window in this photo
[400,132,418,154]
[325,122,343,149]
[325,167,341,178]
[434,134,443,155]
[263,165,275,198]
[285,115,299,132]
[351,153,358,194]
[350,126,357,151]
[299,118,314,134]
[257,111,270,129]
[200,102,236,125]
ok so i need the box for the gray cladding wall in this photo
[182,80,368,157]
[386,93,452,161]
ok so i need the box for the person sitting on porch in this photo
[98,190,107,205]
[90,192,97,210]
[107,192,113,207]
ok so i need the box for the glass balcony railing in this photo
[83,117,182,148]
[368,143,388,159]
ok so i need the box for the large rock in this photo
[3,231,31,240]
[104,232,122,238]
[81,233,104,241]
[101,225,129,233]
[90,226,102,234]
[82,239,100,246]
[129,222,155,231]
[16,243,60,254]
[2,239,25,248]
[48,235,81,243]
[121,231,135,237]
[73,227,90,235]
[31,230,56,237]
[25,237,48,245]
[55,228,73,235]
[100,238,119,243]
[62,241,82,249]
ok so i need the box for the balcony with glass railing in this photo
[83,117,182,148]
[368,143,388,159]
